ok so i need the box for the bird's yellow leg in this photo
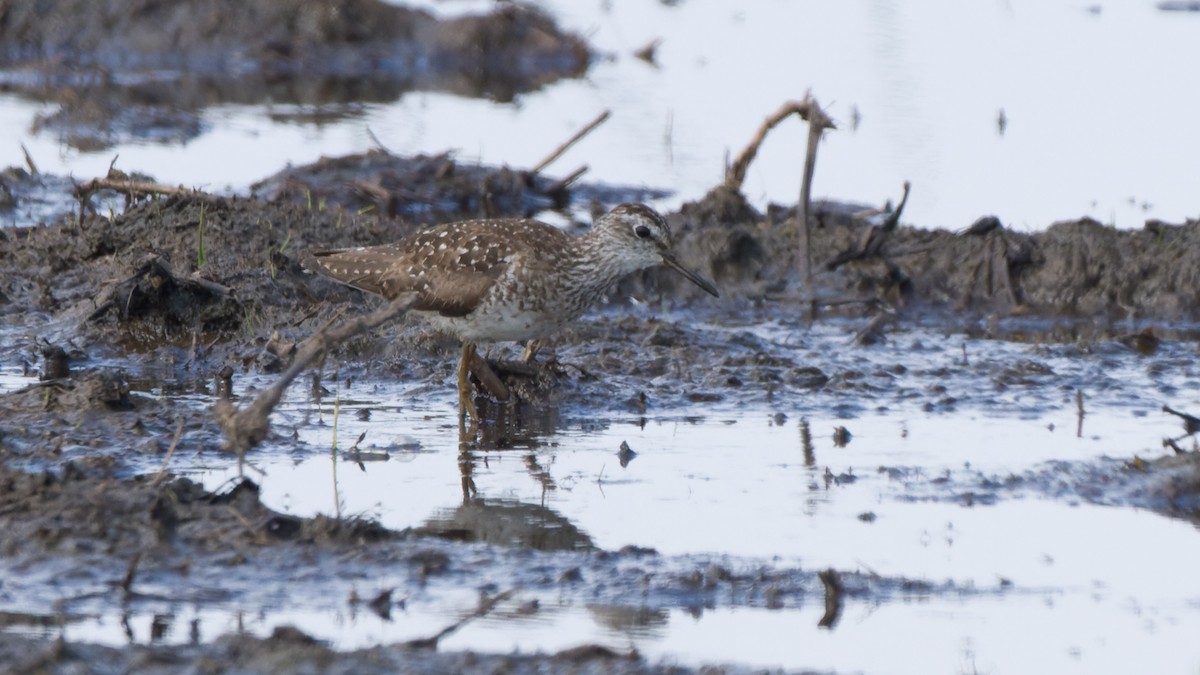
[458,341,480,425]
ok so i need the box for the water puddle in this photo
[3,317,1199,671]
[5,1,1200,229]
[15,500,1200,674]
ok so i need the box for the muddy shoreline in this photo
[2,1,1200,670]
[2,148,1200,669]
[0,460,960,674]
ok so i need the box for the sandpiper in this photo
[303,203,718,422]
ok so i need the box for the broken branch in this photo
[817,569,844,628]
[405,588,518,649]
[75,177,198,201]
[214,293,418,457]
[545,165,589,197]
[724,98,836,192]
[796,95,835,284]
[529,110,611,179]
[824,181,911,271]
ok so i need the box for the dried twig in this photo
[352,180,391,205]
[1163,405,1200,435]
[854,309,897,346]
[1076,389,1085,438]
[817,569,843,628]
[545,165,589,197]
[1161,405,1199,454]
[214,293,418,457]
[227,505,269,545]
[365,127,392,154]
[20,143,38,175]
[1163,437,1188,455]
[468,352,511,403]
[529,110,611,178]
[405,588,518,649]
[725,99,836,191]
[120,553,141,596]
[75,177,197,201]
[88,255,232,322]
[797,95,835,284]
[992,236,1020,306]
[824,181,911,271]
[151,418,186,487]
[878,181,910,233]
[723,97,835,290]
[633,38,661,65]
[74,174,200,225]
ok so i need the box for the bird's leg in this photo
[458,341,480,424]
[519,338,544,364]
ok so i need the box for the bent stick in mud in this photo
[722,97,836,286]
[75,176,197,198]
[796,95,834,285]
[215,293,419,458]
[528,110,610,178]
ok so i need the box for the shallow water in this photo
[15,410,1200,673]
[38,568,1200,674]
[7,320,1195,672]
[3,1,1199,230]
[3,2,1200,670]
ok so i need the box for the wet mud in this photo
[0,455,958,674]
[2,153,1200,482]
[0,0,590,149]
[674,186,1200,322]
[3,63,1200,674]
[2,152,1199,668]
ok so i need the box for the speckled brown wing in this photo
[304,218,573,318]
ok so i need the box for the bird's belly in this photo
[422,306,571,343]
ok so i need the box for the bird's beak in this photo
[662,253,720,298]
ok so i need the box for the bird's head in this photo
[596,203,719,297]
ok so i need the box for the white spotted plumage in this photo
[302,203,718,344]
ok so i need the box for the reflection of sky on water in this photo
[135,319,1197,674]
[2,3,1200,667]
[4,316,1200,672]
[2,1,1198,229]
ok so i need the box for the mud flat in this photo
[2,109,1200,675]
[0,455,974,673]
[1,1,1199,670]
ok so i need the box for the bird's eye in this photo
[634,225,652,239]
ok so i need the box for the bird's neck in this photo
[559,229,638,306]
